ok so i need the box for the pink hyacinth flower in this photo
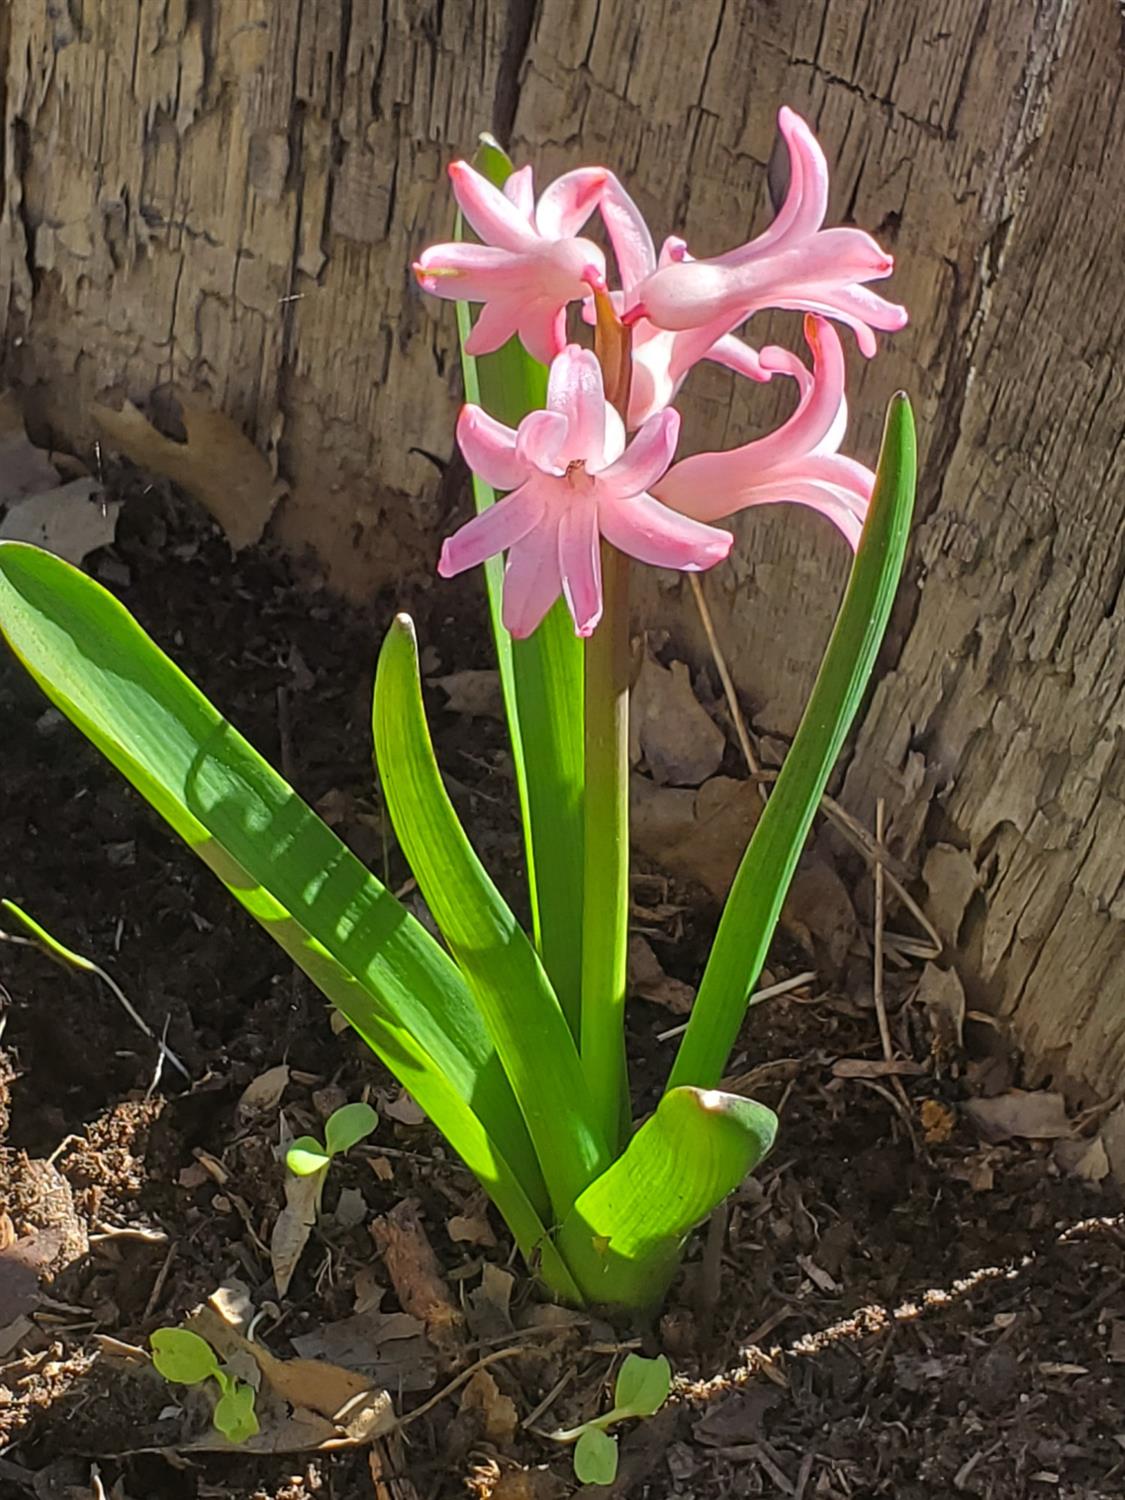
[652,316,873,550]
[593,177,771,428]
[414,161,610,365]
[627,108,908,358]
[439,346,734,638]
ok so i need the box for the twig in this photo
[656,971,818,1042]
[143,1241,178,1321]
[687,584,943,961]
[873,799,893,1065]
[396,1346,528,1428]
[698,1199,729,1339]
[522,1365,576,1430]
[689,573,767,805]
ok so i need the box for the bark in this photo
[2,1,1123,1100]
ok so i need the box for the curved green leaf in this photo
[373,613,608,1220]
[0,542,578,1295]
[613,1354,671,1419]
[286,1139,331,1177]
[213,1380,259,1444]
[668,394,918,1090]
[557,1087,777,1307]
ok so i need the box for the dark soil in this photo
[1,482,1122,1500]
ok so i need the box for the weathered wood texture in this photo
[2,1,1123,1099]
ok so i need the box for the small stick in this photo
[873,798,893,1065]
[396,1346,528,1428]
[689,573,767,805]
[687,592,943,961]
[143,1241,178,1321]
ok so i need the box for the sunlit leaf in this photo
[150,1328,219,1386]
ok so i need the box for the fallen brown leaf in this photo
[917,963,967,1060]
[964,1090,1071,1143]
[429,669,504,720]
[630,650,725,787]
[459,1367,519,1447]
[628,934,694,1015]
[447,1211,497,1248]
[632,773,762,899]
[0,476,118,563]
[290,1310,435,1392]
[237,1063,291,1122]
[270,1166,324,1295]
[93,392,279,550]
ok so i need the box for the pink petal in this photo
[740,316,847,468]
[759,343,814,397]
[449,160,538,251]
[502,516,563,638]
[414,243,523,302]
[516,409,568,473]
[705,332,770,384]
[737,479,868,549]
[599,491,733,571]
[503,164,536,221]
[596,408,680,493]
[438,479,548,577]
[535,168,609,239]
[516,299,568,365]
[729,107,829,260]
[463,296,523,356]
[547,345,606,465]
[557,499,603,636]
[597,175,656,295]
[456,405,525,491]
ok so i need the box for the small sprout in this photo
[285,1100,378,1177]
[150,1327,260,1444]
[552,1353,671,1486]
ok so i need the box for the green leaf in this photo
[323,1101,378,1158]
[0,542,574,1297]
[373,613,609,1220]
[558,1087,777,1307]
[213,1380,260,1444]
[456,137,586,1037]
[285,1138,331,1176]
[668,394,918,1091]
[574,1426,619,1486]
[0,899,97,971]
[613,1354,671,1419]
[150,1328,220,1386]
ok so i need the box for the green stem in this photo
[580,542,631,1152]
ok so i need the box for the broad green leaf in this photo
[456,137,586,1037]
[286,1138,331,1177]
[150,1328,219,1385]
[213,1380,259,1444]
[558,1087,777,1307]
[323,1101,378,1158]
[373,613,608,1219]
[668,394,918,1091]
[574,1426,619,1486]
[0,542,581,1299]
[613,1354,671,1419]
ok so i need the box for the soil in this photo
[1,480,1123,1500]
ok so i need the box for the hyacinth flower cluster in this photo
[0,109,916,1312]
[416,107,907,635]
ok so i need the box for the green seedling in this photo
[285,1100,378,1177]
[150,1327,259,1444]
[552,1353,671,1485]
